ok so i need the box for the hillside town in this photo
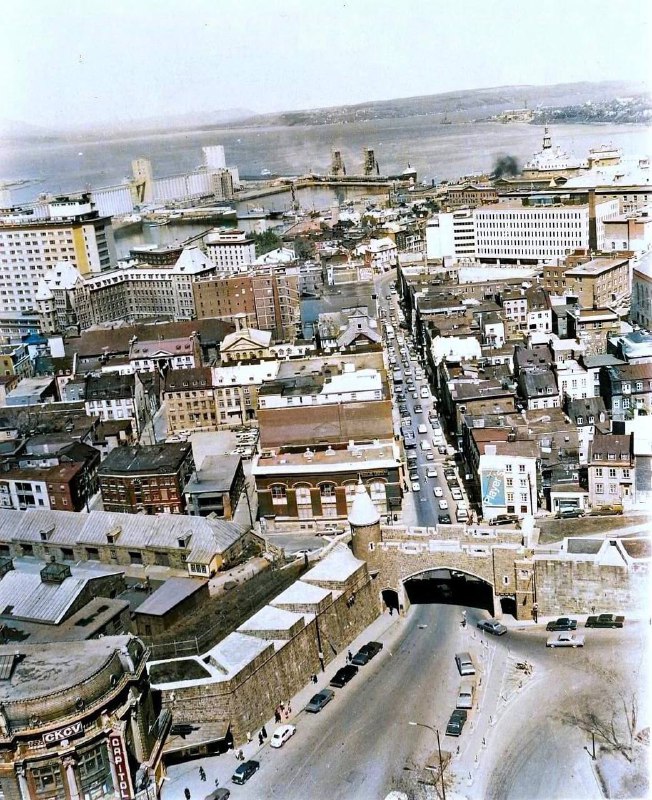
[0,126,649,800]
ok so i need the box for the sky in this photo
[2,0,651,129]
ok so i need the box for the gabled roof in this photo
[221,328,272,351]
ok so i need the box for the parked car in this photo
[456,681,475,710]
[455,651,476,676]
[556,508,585,519]
[270,724,296,748]
[446,708,468,736]
[546,632,585,648]
[438,445,447,455]
[426,451,435,461]
[330,665,358,687]
[361,641,383,659]
[546,617,578,631]
[204,789,230,800]
[438,513,452,524]
[409,471,419,482]
[418,424,428,434]
[588,505,623,517]
[438,499,449,510]
[477,619,507,636]
[489,514,519,526]
[451,487,463,501]
[426,466,437,478]
[412,482,421,492]
[231,760,260,785]
[414,404,423,413]
[351,648,370,666]
[433,486,443,497]
[305,688,334,713]
[586,613,625,628]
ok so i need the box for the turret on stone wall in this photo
[349,479,381,561]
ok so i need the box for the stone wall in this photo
[534,557,650,615]
[156,563,379,744]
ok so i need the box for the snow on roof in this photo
[303,546,364,584]
[348,480,381,527]
[271,580,332,607]
[238,604,304,632]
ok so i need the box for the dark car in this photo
[330,665,358,688]
[361,641,383,658]
[438,513,452,524]
[231,760,260,785]
[490,514,520,526]
[305,688,334,713]
[546,617,578,631]
[586,613,625,628]
[438,445,447,455]
[556,508,585,519]
[445,708,467,736]
[351,649,370,666]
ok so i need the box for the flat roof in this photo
[303,547,364,584]
[135,577,206,617]
[238,605,305,632]
[271,580,332,607]
[253,441,398,475]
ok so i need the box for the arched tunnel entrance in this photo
[381,588,400,613]
[403,568,495,614]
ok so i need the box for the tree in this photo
[253,230,282,257]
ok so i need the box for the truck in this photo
[585,613,625,628]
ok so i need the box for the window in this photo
[271,484,287,502]
[609,484,618,495]
[595,468,603,477]
[595,483,604,494]
[519,464,526,473]
[577,416,583,425]
[31,763,64,794]
[622,469,630,479]
[608,468,617,478]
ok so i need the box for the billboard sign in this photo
[481,470,505,507]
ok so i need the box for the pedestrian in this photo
[258,732,264,746]
[284,708,289,720]
[347,650,352,663]
[261,725,267,738]
[274,708,281,724]
[184,789,191,800]
[214,778,220,788]
[199,766,206,781]
[246,731,252,744]
[237,749,244,761]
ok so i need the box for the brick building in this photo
[163,367,217,434]
[587,433,635,509]
[98,443,195,514]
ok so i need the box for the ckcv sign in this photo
[481,470,506,507]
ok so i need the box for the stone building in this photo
[587,433,635,509]
[147,543,378,749]
[163,367,217,435]
[0,508,258,579]
[0,635,168,800]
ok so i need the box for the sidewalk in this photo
[160,607,405,799]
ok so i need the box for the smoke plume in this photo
[491,154,520,179]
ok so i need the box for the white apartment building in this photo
[478,441,539,520]
[0,197,116,314]
[425,210,476,261]
[555,360,593,400]
[257,365,383,409]
[203,228,256,273]
[474,199,619,263]
[354,238,398,272]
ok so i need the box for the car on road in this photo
[546,617,578,631]
[455,651,476,676]
[361,641,383,659]
[426,451,435,461]
[546,632,586,648]
[305,688,334,713]
[330,665,358,687]
[445,708,467,736]
[556,508,585,519]
[351,648,370,666]
[438,499,448,510]
[451,487,463,501]
[407,456,418,469]
[412,482,421,492]
[433,486,443,497]
[438,513,451,524]
[411,392,419,399]
[426,466,437,478]
[231,760,260,785]
[204,789,230,800]
[414,404,423,413]
[270,724,297,748]
[477,619,507,636]
[399,403,408,414]
[409,471,419,482]
[585,613,625,628]
[418,424,428,434]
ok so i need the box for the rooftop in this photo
[564,257,629,277]
[135,577,206,617]
[253,441,398,475]
[98,443,192,475]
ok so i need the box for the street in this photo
[163,603,648,800]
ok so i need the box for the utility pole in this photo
[408,721,446,800]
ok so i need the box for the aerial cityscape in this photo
[0,2,650,799]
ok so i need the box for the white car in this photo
[425,452,435,461]
[451,488,463,501]
[426,466,437,478]
[418,424,428,434]
[270,724,297,748]
[412,482,421,492]
[433,486,443,497]
[438,499,449,510]
[546,633,585,648]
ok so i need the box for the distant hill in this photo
[239,80,650,127]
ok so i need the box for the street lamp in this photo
[408,721,446,800]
